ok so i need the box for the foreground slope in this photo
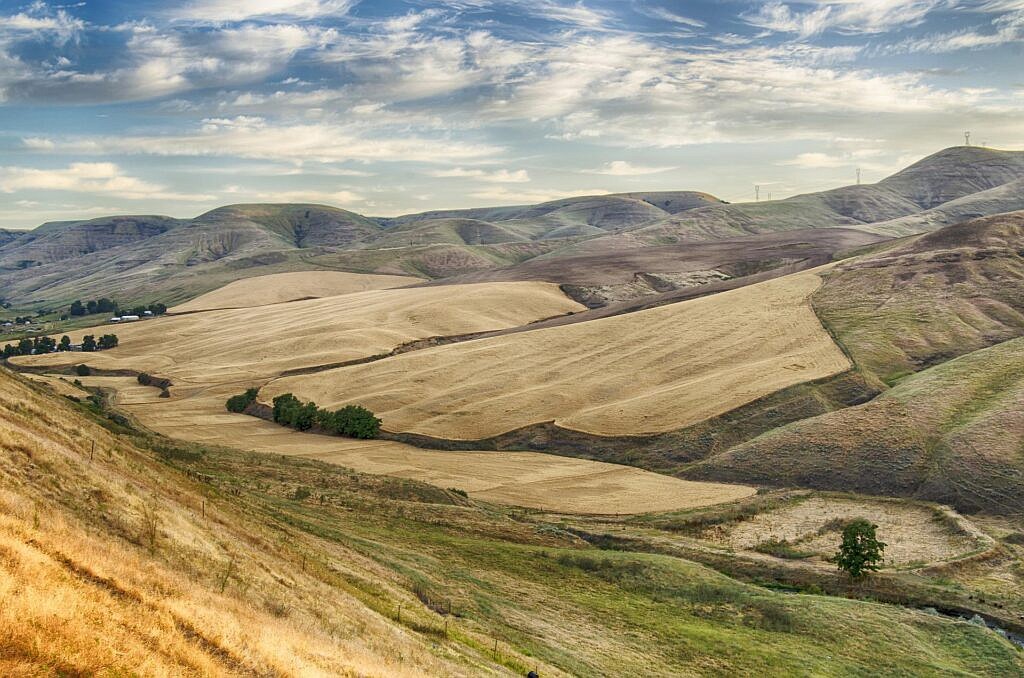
[689,337,1024,514]
[266,270,850,438]
[4,368,1022,676]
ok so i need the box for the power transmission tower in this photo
[856,168,861,185]
[754,185,760,202]
[964,131,971,146]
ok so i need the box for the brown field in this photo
[267,270,851,438]
[69,375,754,514]
[169,270,423,312]
[15,278,753,515]
[710,496,987,567]
[17,281,584,387]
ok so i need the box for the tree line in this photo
[2,333,118,358]
[224,389,381,439]
[69,298,167,318]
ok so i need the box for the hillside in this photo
[688,336,1024,514]
[812,211,1024,384]
[4,364,1022,675]
[3,148,1024,309]
[608,147,1024,245]
[0,215,181,269]
[264,271,850,439]
[169,270,422,312]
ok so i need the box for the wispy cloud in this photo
[0,162,214,201]
[585,160,677,176]
[427,167,530,182]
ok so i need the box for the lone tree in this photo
[835,519,886,578]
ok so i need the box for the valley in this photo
[3,146,1024,675]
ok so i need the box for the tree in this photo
[69,300,85,316]
[835,519,886,578]
[148,302,167,315]
[98,333,119,350]
[81,334,97,352]
[58,335,72,352]
[86,300,98,315]
[225,387,259,413]
[75,364,91,376]
[17,338,33,355]
[96,298,117,313]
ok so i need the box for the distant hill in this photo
[3,147,1023,306]
[685,211,1024,513]
[813,210,1024,384]
[608,147,1024,244]
[689,336,1024,514]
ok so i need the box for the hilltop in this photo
[3,147,1024,307]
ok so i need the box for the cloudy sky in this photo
[1,0,1022,228]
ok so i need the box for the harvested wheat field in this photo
[267,270,851,439]
[710,496,988,567]
[66,375,753,514]
[170,270,423,313]
[17,281,584,387]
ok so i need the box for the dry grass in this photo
[70,375,752,514]
[710,496,985,568]
[0,368,497,677]
[267,269,850,438]
[170,270,423,312]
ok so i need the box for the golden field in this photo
[267,270,850,438]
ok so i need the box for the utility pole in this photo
[754,185,760,202]
[856,168,861,185]
[964,131,971,146]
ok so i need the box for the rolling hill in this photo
[3,356,1022,675]
[2,147,1024,310]
[812,211,1024,384]
[688,336,1024,514]
[263,270,851,439]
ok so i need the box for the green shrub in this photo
[272,393,380,438]
[754,538,814,560]
[75,364,91,377]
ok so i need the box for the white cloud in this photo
[0,162,214,201]
[173,0,356,22]
[746,1,944,37]
[428,167,530,182]
[585,160,677,175]
[30,116,502,164]
[222,185,364,205]
[468,187,609,203]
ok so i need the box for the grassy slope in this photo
[813,211,1024,385]
[2,368,1021,675]
[687,337,1024,514]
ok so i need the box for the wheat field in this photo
[170,270,423,312]
[267,270,850,438]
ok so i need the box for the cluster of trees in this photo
[2,316,34,325]
[1,333,118,358]
[68,299,167,317]
[69,298,118,316]
[271,393,381,439]
[225,387,259,413]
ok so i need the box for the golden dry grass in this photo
[19,281,581,388]
[70,375,753,514]
[0,369,485,677]
[169,270,423,312]
[15,280,749,515]
[22,373,90,398]
[710,497,987,567]
[267,270,850,438]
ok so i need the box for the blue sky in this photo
[1,0,1022,228]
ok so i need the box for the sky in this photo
[0,0,1023,229]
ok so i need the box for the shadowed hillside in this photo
[688,337,1024,514]
[813,211,1024,384]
